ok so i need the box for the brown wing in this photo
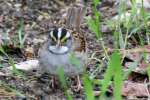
[65,2,87,52]
[65,3,86,31]
[72,30,86,52]
[66,6,85,31]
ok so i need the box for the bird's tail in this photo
[65,1,87,31]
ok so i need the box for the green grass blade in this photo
[86,16,100,38]
[18,20,25,48]
[93,0,100,6]
[86,0,101,39]
[57,67,73,100]
[113,52,122,100]
[99,58,113,99]
[0,46,8,57]
[0,46,26,78]
[100,52,122,100]
[0,80,25,97]
[82,74,95,100]
[69,53,81,69]
[57,67,67,89]
[119,29,125,49]
[147,65,150,81]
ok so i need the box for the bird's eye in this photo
[61,38,68,44]
[50,37,57,45]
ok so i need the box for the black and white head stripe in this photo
[50,28,71,40]
[50,28,58,40]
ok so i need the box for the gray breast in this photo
[38,44,85,76]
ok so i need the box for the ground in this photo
[0,0,150,100]
[0,0,102,99]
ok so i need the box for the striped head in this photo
[48,28,72,54]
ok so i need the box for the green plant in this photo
[86,0,101,39]
[100,52,122,100]
[57,67,73,100]
[0,46,25,77]
[69,53,81,70]
[17,20,26,48]
[0,47,25,97]
[110,0,150,49]
[0,80,25,97]
[82,74,95,100]
[147,65,150,81]
[86,0,109,59]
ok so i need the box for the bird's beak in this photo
[56,40,61,48]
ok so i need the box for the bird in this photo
[38,27,86,76]
[38,3,87,91]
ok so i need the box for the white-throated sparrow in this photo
[38,2,87,90]
[38,27,87,75]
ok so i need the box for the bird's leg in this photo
[50,76,56,89]
[72,75,83,92]
[76,75,83,91]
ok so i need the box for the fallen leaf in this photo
[24,46,34,59]
[9,59,39,71]
[122,81,149,97]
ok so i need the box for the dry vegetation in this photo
[0,0,150,100]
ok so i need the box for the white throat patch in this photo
[49,46,69,54]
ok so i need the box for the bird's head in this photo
[48,28,73,55]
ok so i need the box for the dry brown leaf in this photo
[0,87,16,98]
[109,45,150,74]
[24,46,34,59]
[122,81,149,97]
